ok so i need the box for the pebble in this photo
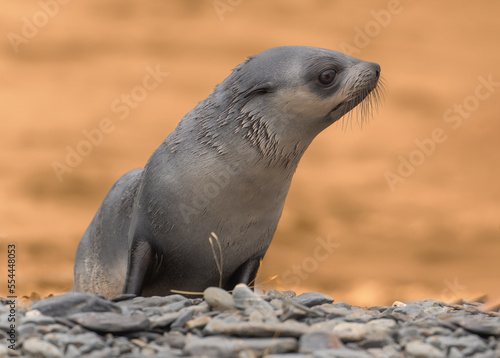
[68,311,150,333]
[405,340,446,358]
[184,335,297,357]
[299,331,344,353]
[31,292,121,317]
[1,283,498,357]
[291,292,334,307]
[313,348,372,358]
[204,287,236,311]
[23,337,62,358]
[233,283,274,312]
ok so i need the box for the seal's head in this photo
[197,46,384,164]
[221,46,383,134]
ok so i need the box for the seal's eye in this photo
[318,69,337,86]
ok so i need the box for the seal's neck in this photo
[192,94,318,171]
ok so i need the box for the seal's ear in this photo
[243,82,274,99]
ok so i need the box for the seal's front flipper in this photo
[122,240,153,296]
[225,257,262,291]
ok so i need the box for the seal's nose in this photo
[372,63,381,79]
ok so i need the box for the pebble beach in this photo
[2,284,499,357]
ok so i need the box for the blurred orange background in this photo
[1,1,499,307]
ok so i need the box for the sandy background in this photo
[1,0,499,307]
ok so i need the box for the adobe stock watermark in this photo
[440,277,467,303]
[384,74,499,192]
[339,0,411,56]
[7,0,73,54]
[280,236,340,292]
[213,0,243,21]
[51,65,169,182]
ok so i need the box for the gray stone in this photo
[160,299,192,313]
[184,335,297,357]
[313,348,373,358]
[332,322,368,342]
[367,344,404,358]
[343,309,377,323]
[69,312,149,333]
[366,318,397,332]
[185,315,212,330]
[392,304,424,320]
[38,324,70,334]
[320,302,353,317]
[148,311,181,328]
[454,316,500,337]
[170,308,195,331]
[270,299,284,310]
[247,309,265,322]
[280,299,323,321]
[309,319,343,332]
[263,290,297,301]
[358,318,397,348]
[21,316,56,325]
[204,287,236,311]
[299,331,344,353]
[232,283,274,312]
[31,293,121,317]
[111,336,134,354]
[292,292,334,307]
[204,318,310,337]
[67,324,87,335]
[116,294,187,308]
[448,347,465,358]
[405,341,446,358]
[23,337,62,358]
[0,318,11,333]
[44,332,106,354]
[246,306,280,323]
[359,331,393,349]
[80,347,114,357]
[18,323,37,337]
[397,326,423,345]
[156,332,186,349]
[462,340,489,356]
[470,352,496,358]
[64,344,81,358]
[0,344,7,357]
[427,334,487,352]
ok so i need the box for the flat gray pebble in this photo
[204,287,236,311]
[405,340,446,358]
[69,312,149,333]
[184,335,297,357]
[170,308,195,331]
[21,315,56,325]
[232,283,274,312]
[313,348,373,358]
[204,318,310,337]
[23,337,63,358]
[332,322,368,342]
[292,292,334,307]
[299,331,344,353]
[117,294,187,308]
[31,293,121,317]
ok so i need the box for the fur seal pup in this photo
[74,46,383,298]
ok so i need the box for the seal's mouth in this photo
[329,76,385,128]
